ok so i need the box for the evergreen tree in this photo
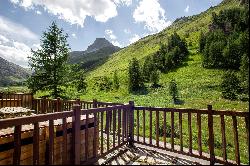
[239,54,249,94]
[113,70,120,90]
[150,69,160,87]
[221,71,241,100]
[27,21,70,98]
[128,58,144,92]
[169,79,179,102]
[142,56,154,82]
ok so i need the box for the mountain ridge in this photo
[0,56,30,86]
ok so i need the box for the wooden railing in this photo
[132,105,249,165]
[0,93,249,165]
[0,100,133,165]
[0,93,33,108]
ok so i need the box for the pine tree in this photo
[142,56,154,82]
[128,58,144,92]
[27,21,70,98]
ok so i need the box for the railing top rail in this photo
[134,106,248,117]
[0,111,73,129]
[96,101,124,105]
[80,104,130,114]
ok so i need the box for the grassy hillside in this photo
[80,0,248,111]
[86,0,241,79]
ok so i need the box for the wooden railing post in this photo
[208,105,215,165]
[128,101,134,147]
[93,99,97,108]
[56,97,61,112]
[72,99,81,165]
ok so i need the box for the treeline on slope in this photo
[128,32,188,93]
[199,6,249,100]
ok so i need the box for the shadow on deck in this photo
[95,143,210,165]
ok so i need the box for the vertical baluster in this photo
[179,112,183,152]
[164,111,166,148]
[85,110,89,161]
[188,112,192,154]
[101,111,104,154]
[122,109,125,143]
[232,116,240,165]
[197,113,202,156]
[93,112,97,158]
[245,117,249,161]
[208,105,215,165]
[118,109,121,145]
[171,110,174,151]
[13,125,21,165]
[62,117,68,164]
[220,115,227,162]
[149,110,152,145]
[143,109,145,144]
[137,109,139,142]
[156,110,159,147]
[49,120,54,165]
[33,122,39,165]
[113,109,116,148]
[107,110,110,151]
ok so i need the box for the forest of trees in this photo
[199,7,249,100]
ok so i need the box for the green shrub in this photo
[221,71,241,100]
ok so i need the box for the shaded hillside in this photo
[0,57,30,86]
[69,38,120,71]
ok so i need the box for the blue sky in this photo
[0,0,222,67]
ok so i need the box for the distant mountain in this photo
[0,56,30,86]
[68,38,120,71]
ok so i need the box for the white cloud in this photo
[0,16,38,42]
[105,29,117,40]
[71,33,77,38]
[129,34,140,44]
[114,0,132,6]
[133,0,171,33]
[10,0,119,27]
[36,10,42,15]
[0,16,39,67]
[124,28,131,34]
[111,40,122,47]
[184,5,189,13]
[0,35,10,44]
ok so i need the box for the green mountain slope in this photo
[86,0,242,79]
[80,0,248,112]
[0,56,30,86]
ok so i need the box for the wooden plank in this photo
[156,110,159,147]
[0,111,73,129]
[232,116,240,165]
[122,109,125,143]
[107,110,110,151]
[62,117,68,164]
[246,117,249,160]
[101,111,104,154]
[143,109,145,144]
[85,111,89,161]
[33,122,39,165]
[137,109,139,142]
[13,125,21,165]
[179,112,183,152]
[164,111,166,148]
[113,109,116,148]
[207,105,215,165]
[93,112,97,158]
[149,110,152,145]
[197,113,202,156]
[220,115,227,162]
[188,112,192,154]
[118,109,121,145]
[49,120,54,165]
[171,111,174,151]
